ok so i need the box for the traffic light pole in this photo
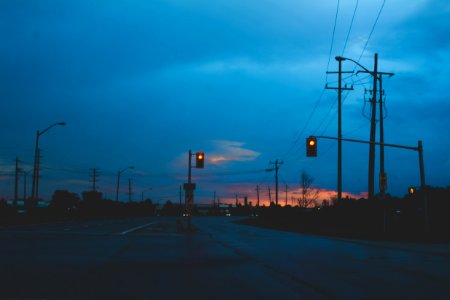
[186,150,193,230]
[184,150,203,231]
[315,135,428,231]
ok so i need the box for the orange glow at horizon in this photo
[211,184,365,207]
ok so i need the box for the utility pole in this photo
[357,55,393,198]
[90,168,99,192]
[235,194,239,207]
[326,57,353,202]
[368,53,378,201]
[14,157,20,208]
[269,160,283,206]
[256,185,260,207]
[378,74,393,195]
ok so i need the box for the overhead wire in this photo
[326,0,341,78]
[281,89,326,161]
[341,0,359,56]
[280,0,341,163]
[356,0,386,64]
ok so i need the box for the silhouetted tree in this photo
[299,171,319,208]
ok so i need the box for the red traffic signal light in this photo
[306,137,317,157]
[196,152,205,168]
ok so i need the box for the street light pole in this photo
[335,55,392,200]
[31,122,66,202]
[116,166,134,201]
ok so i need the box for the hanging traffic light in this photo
[306,137,317,157]
[408,186,416,195]
[196,152,205,168]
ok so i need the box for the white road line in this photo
[120,222,156,235]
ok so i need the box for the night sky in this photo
[1,0,449,204]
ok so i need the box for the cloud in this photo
[208,140,260,165]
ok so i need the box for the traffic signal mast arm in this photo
[314,135,418,151]
[311,135,428,231]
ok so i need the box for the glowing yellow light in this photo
[309,140,316,146]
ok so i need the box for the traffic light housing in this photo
[196,152,205,168]
[408,186,415,195]
[306,137,317,157]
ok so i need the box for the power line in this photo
[341,0,359,56]
[356,0,386,64]
[326,0,341,78]
[281,89,326,161]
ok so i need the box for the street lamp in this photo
[116,166,134,201]
[31,122,66,201]
[337,55,393,200]
[141,187,152,202]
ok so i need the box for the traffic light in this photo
[306,137,317,157]
[408,186,416,195]
[196,152,205,168]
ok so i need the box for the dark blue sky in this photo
[1,0,449,204]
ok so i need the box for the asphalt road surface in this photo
[1,217,450,299]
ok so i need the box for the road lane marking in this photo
[120,222,156,235]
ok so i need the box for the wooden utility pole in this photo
[269,160,283,206]
[357,55,393,198]
[368,53,378,200]
[90,168,99,192]
[377,74,393,195]
[326,57,353,202]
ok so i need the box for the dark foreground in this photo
[1,217,450,299]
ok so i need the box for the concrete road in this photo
[0,217,449,299]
